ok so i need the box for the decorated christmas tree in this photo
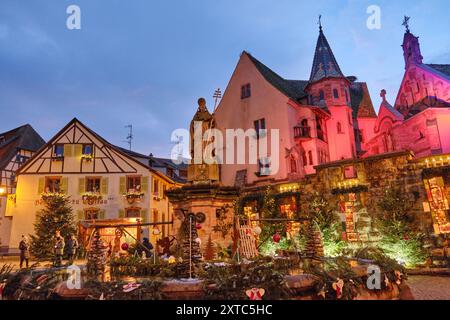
[180,213,202,277]
[87,229,108,278]
[30,194,76,259]
[204,235,216,261]
[304,221,324,259]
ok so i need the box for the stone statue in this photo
[187,98,219,184]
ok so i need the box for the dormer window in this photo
[241,83,251,99]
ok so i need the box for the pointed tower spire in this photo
[401,16,423,68]
[309,19,345,83]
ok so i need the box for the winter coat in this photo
[19,240,30,259]
[66,238,78,255]
[54,237,65,255]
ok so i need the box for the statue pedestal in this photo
[167,184,239,255]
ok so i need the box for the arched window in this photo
[333,88,339,99]
[290,156,297,173]
[302,152,307,167]
[337,122,343,133]
[319,90,325,101]
[308,151,313,165]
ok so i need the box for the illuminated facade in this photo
[6,118,180,253]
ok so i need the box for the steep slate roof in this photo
[424,64,450,80]
[309,28,345,83]
[349,82,377,118]
[243,52,374,119]
[0,124,45,170]
[244,51,309,101]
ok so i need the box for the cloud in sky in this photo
[0,0,449,157]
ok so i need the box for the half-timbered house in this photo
[0,124,45,252]
[7,118,181,253]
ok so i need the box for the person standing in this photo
[53,233,65,267]
[19,235,30,268]
[66,235,78,265]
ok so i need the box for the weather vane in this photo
[318,14,322,31]
[213,88,222,111]
[402,16,410,33]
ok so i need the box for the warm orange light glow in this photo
[0,187,6,195]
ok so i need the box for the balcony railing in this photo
[293,126,311,139]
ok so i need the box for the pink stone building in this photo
[364,27,450,158]
[215,25,377,187]
[215,23,450,188]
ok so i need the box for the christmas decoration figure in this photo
[272,232,281,243]
[246,288,265,300]
[87,229,108,278]
[332,278,344,299]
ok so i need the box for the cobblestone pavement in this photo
[407,275,450,300]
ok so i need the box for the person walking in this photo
[141,237,154,258]
[66,235,79,265]
[19,235,30,268]
[53,234,65,267]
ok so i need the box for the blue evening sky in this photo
[0,0,449,157]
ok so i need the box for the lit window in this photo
[241,83,251,99]
[85,208,99,220]
[86,177,101,193]
[126,208,141,218]
[127,176,141,192]
[45,177,61,193]
[54,144,64,157]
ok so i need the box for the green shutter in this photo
[61,177,68,194]
[38,177,45,194]
[99,210,106,220]
[78,178,85,195]
[141,176,149,193]
[77,210,84,221]
[64,144,73,157]
[101,177,109,195]
[119,177,126,194]
[74,144,83,157]
[118,209,125,219]
[140,209,148,223]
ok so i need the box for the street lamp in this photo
[0,186,6,196]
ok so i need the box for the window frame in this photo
[86,177,101,193]
[45,177,62,193]
[126,176,142,192]
[53,144,64,158]
[241,83,251,99]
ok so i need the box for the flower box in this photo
[82,192,103,205]
[123,191,145,204]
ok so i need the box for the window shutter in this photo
[141,176,149,193]
[78,178,85,195]
[77,210,84,221]
[119,177,126,194]
[140,209,148,223]
[74,144,83,157]
[118,209,125,219]
[64,144,73,157]
[38,177,45,194]
[101,177,109,195]
[61,177,69,194]
[99,210,106,220]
